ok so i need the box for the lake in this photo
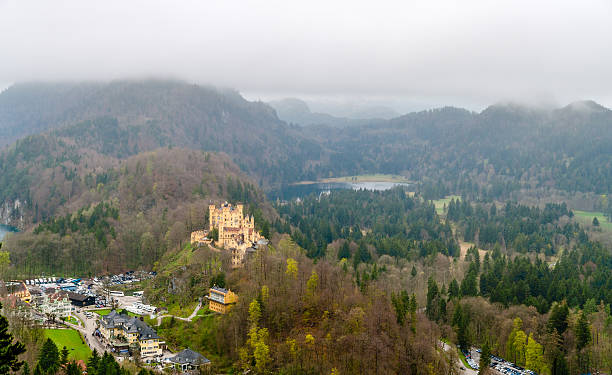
[0,224,18,241]
[269,181,412,200]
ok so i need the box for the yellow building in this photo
[5,282,31,304]
[207,286,238,314]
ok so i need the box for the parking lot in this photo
[463,348,537,375]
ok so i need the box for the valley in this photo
[0,80,611,375]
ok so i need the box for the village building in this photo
[207,286,238,314]
[67,292,95,307]
[165,348,211,371]
[40,290,73,318]
[4,281,31,304]
[97,310,164,359]
[27,286,44,306]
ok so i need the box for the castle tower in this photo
[209,204,217,231]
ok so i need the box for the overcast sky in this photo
[1,0,611,111]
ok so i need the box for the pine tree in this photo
[426,277,440,321]
[261,221,270,239]
[592,217,599,227]
[337,241,350,260]
[86,349,99,372]
[65,362,80,375]
[354,240,371,265]
[453,304,470,349]
[575,311,591,351]
[478,341,491,375]
[38,338,60,375]
[0,302,26,375]
[60,346,69,366]
[409,294,417,333]
[460,270,479,296]
[448,278,460,299]
[547,301,569,335]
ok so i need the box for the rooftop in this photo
[210,285,229,294]
[169,348,210,365]
[67,292,92,302]
[100,310,160,340]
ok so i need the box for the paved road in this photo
[71,310,107,354]
[440,341,478,375]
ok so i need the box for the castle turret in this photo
[209,204,217,231]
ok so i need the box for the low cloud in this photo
[1,0,611,110]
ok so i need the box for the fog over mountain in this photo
[1,0,612,110]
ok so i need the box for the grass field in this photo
[573,210,612,231]
[61,316,81,326]
[94,308,139,317]
[432,195,461,215]
[166,301,199,318]
[44,329,91,361]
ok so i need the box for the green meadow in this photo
[44,329,91,361]
[432,195,462,215]
[573,210,612,231]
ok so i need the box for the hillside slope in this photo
[0,80,323,189]
[2,80,612,209]
[2,147,272,276]
[304,102,612,198]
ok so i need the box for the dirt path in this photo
[155,300,202,326]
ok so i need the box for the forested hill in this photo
[2,147,273,276]
[305,101,612,197]
[2,80,612,203]
[0,80,323,188]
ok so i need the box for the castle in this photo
[191,202,265,267]
[209,203,261,247]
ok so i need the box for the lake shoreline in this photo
[269,179,413,201]
[291,174,412,185]
[0,224,19,241]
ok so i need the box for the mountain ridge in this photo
[2,79,612,209]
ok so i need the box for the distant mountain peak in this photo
[481,100,554,115]
[269,98,312,116]
[561,100,609,113]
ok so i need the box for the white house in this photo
[40,290,73,318]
